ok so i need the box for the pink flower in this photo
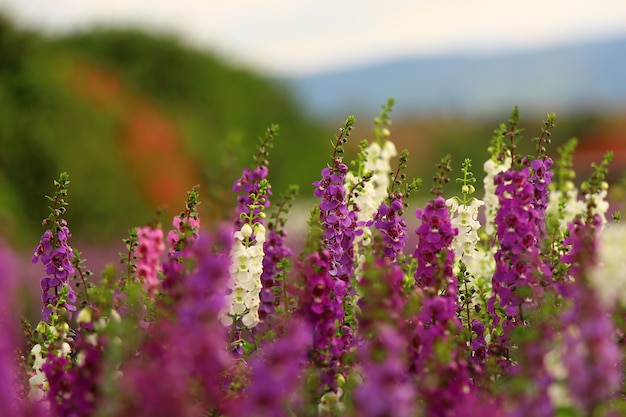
[134,226,165,297]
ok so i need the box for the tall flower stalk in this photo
[258,185,298,328]
[314,116,361,291]
[30,173,77,405]
[372,150,420,262]
[486,112,558,369]
[32,172,77,323]
[410,155,470,416]
[309,116,362,403]
[447,159,488,368]
[558,215,620,415]
[487,166,542,360]
[161,186,201,300]
[221,126,276,349]
[346,99,398,249]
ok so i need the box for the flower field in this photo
[1,102,625,417]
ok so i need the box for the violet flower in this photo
[411,196,471,416]
[353,324,416,417]
[487,167,549,348]
[233,165,271,230]
[119,233,232,416]
[297,249,346,391]
[528,156,554,237]
[357,257,406,334]
[373,194,408,261]
[559,215,620,414]
[313,161,361,290]
[228,322,312,417]
[42,330,102,417]
[308,118,361,393]
[33,220,77,322]
[258,226,292,325]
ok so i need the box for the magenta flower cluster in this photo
[410,196,470,416]
[528,157,554,236]
[298,249,348,391]
[488,167,546,341]
[233,165,271,229]
[314,162,361,287]
[373,193,408,261]
[3,110,625,417]
[560,215,620,413]
[353,324,416,417]
[258,226,292,324]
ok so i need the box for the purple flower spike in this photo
[488,167,551,355]
[528,156,554,237]
[229,322,312,417]
[559,216,620,414]
[353,324,416,417]
[33,219,77,322]
[373,192,409,261]
[410,196,471,416]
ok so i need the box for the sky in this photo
[1,0,625,77]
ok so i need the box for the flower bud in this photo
[77,307,92,324]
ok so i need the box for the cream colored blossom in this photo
[348,140,397,229]
[589,223,626,309]
[483,157,511,236]
[221,223,266,329]
[447,197,484,264]
[546,181,586,233]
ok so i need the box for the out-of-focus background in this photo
[0,0,625,256]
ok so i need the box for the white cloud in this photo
[1,0,625,76]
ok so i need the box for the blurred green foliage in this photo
[0,15,329,247]
[0,16,149,246]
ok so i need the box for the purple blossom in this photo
[43,330,103,417]
[229,322,311,417]
[313,162,361,289]
[41,355,73,415]
[485,167,558,416]
[233,165,271,230]
[488,167,549,347]
[469,319,487,365]
[560,215,620,413]
[413,197,457,290]
[297,249,346,391]
[451,391,508,417]
[528,157,553,237]
[257,227,292,328]
[353,325,416,417]
[357,257,406,333]
[310,157,362,390]
[33,220,77,322]
[410,196,470,416]
[373,194,408,261]
[119,233,232,416]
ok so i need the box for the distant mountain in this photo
[286,38,626,119]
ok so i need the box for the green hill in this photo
[0,15,329,247]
